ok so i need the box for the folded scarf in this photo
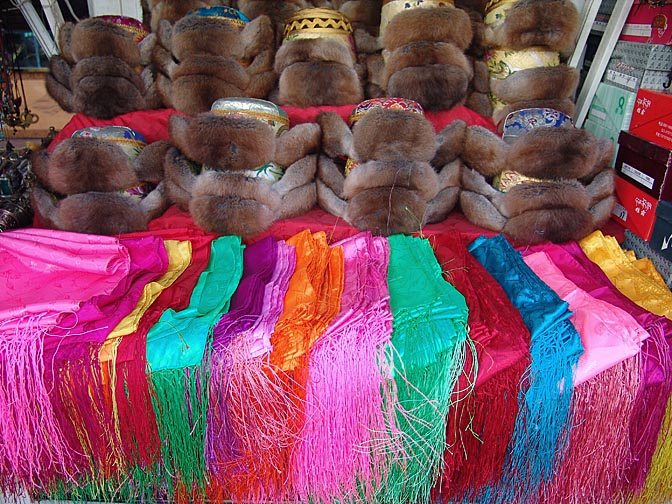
[468,234,583,504]
[382,234,470,504]
[146,235,244,499]
[431,233,531,502]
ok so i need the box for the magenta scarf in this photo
[0,228,131,491]
[290,232,397,504]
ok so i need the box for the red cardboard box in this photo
[615,130,672,200]
[620,1,672,45]
[612,176,659,240]
[630,89,672,150]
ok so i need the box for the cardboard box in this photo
[615,130,672,200]
[620,1,672,45]
[649,200,672,260]
[588,81,637,131]
[630,89,672,150]
[604,41,672,91]
[612,175,659,240]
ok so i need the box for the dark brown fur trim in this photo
[316,178,348,218]
[170,56,250,89]
[73,76,146,119]
[134,139,171,182]
[30,185,61,229]
[460,166,504,201]
[386,65,470,111]
[164,147,198,210]
[589,195,616,231]
[276,182,317,220]
[506,127,602,180]
[436,159,462,188]
[317,155,346,198]
[500,180,590,217]
[486,0,580,52]
[47,138,140,194]
[192,171,280,207]
[344,187,428,235]
[45,62,75,113]
[241,14,275,59]
[425,186,460,223]
[57,22,76,63]
[433,120,467,169]
[274,38,355,74]
[585,168,616,205]
[382,7,473,52]
[71,56,144,88]
[465,91,493,118]
[57,193,150,235]
[168,76,246,115]
[343,159,440,201]
[317,111,352,159]
[277,62,363,107]
[169,113,276,171]
[503,207,593,245]
[273,154,318,196]
[490,65,579,104]
[352,108,437,162]
[70,18,141,65]
[190,193,277,237]
[461,125,508,178]
[172,16,244,60]
[382,41,472,88]
[275,123,321,168]
[459,190,507,231]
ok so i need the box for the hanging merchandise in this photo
[0,146,34,231]
[0,13,38,135]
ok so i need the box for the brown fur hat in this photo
[351,107,436,162]
[316,105,464,235]
[484,0,580,53]
[164,107,321,237]
[458,122,615,244]
[169,14,245,60]
[30,137,170,235]
[382,7,473,52]
[274,38,363,107]
[168,112,275,172]
[67,18,142,65]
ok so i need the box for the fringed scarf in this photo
[255,230,344,501]
[522,249,645,503]
[206,237,279,489]
[111,228,214,502]
[290,232,400,504]
[573,234,672,496]
[430,233,531,503]
[468,234,583,504]
[145,235,244,500]
[381,234,470,504]
[0,228,131,495]
[44,234,168,501]
[207,239,296,503]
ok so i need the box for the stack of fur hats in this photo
[164,97,321,237]
[316,98,463,235]
[374,1,484,112]
[458,0,617,244]
[150,5,276,115]
[30,126,170,234]
[273,7,364,107]
[46,15,161,119]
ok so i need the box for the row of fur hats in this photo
[46,1,490,118]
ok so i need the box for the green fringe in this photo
[150,364,209,500]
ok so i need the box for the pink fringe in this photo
[540,354,640,503]
[0,315,74,491]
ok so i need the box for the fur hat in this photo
[316,98,463,235]
[164,98,321,237]
[46,16,161,119]
[274,8,364,107]
[459,110,616,244]
[31,126,170,235]
[151,6,277,114]
[378,4,475,111]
